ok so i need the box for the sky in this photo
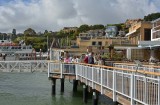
[0,0,160,33]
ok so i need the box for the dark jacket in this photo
[88,56,94,64]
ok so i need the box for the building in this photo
[87,29,105,37]
[105,26,118,37]
[138,18,160,61]
[118,30,126,37]
[62,27,78,33]
[151,18,160,41]
[125,19,142,28]
[124,21,152,60]
[126,21,152,45]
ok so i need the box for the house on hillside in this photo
[105,26,118,37]
[62,27,78,33]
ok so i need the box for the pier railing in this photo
[48,61,160,105]
[0,60,48,72]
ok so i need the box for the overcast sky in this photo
[0,0,159,33]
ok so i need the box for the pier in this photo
[48,61,160,105]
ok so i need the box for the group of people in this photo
[63,51,104,65]
[83,52,104,65]
[63,52,80,63]
[61,51,104,73]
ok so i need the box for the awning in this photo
[125,30,136,36]
[138,41,160,48]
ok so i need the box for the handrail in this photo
[48,61,160,76]
[114,62,160,68]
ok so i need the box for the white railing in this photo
[48,62,160,105]
[0,60,48,72]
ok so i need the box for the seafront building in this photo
[138,18,160,61]
[125,21,152,60]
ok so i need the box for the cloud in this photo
[0,0,159,33]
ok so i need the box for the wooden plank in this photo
[104,89,131,105]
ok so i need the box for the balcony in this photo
[152,31,160,39]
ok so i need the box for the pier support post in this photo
[61,78,64,92]
[51,78,56,95]
[73,80,78,92]
[83,85,88,103]
[92,90,99,105]
[113,101,119,105]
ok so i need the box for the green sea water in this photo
[0,72,114,105]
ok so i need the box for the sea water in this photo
[0,72,114,105]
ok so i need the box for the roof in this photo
[125,30,136,36]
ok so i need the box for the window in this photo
[98,41,102,46]
[144,29,151,41]
[92,41,96,45]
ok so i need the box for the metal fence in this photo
[0,60,48,72]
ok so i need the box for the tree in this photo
[44,30,48,35]
[24,28,36,36]
[90,24,105,30]
[78,24,90,32]
[144,12,160,21]
[12,29,16,36]
[11,29,17,40]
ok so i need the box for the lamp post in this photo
[48,49,50,60]
[40,49,42,60]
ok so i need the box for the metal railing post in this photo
[101,67,103,94]
[75,64,78,80]
[144,76,147,104]
[92,66,94,89]
[113,70,117,102]
[48,62,50,77]
[122,70,124,94]
[60,63,63,78]
[158,76,160,105]
[130,72,134,105]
